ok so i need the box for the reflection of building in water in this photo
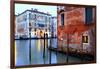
[51,17,57,37]
[57,6,96,55]
[15,8,53,38]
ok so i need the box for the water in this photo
[15,38,91,66]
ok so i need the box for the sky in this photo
[15,3,57,16]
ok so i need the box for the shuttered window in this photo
[61,13,64,26]
[85,7,93,24]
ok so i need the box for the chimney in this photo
[34,9,38,11]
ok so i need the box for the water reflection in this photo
[15,40,30,66]
[15,38,91,66]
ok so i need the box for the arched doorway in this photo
[40,30,43,38]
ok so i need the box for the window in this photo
[29,13,31,20]
[29,13,36,20]
[85,7,93,24]
[82,36,88,43]
[34,23,36,26]
[34,28,36,31]
[61,13,64,26]
[34,32,36,35]
[45,16,47,22]
[46,17,50,24]
[49,17,51,24]
[45,29,47,32]
[36,15,45,22]
[38,23,45,27]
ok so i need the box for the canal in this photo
[15,38,90,66]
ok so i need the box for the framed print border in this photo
[10,0,96,69]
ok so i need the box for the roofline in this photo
[16,9,52,17]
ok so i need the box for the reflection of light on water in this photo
[45,40,47,48]
[15,41,17,65]
[37,40,40,52]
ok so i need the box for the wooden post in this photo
[81,33,84,62]
[49,35,52,64]
[66,34,69,63]
[43,33,45,58]
[46,33,48,48]
[29,34,31,64]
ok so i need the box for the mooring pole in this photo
[46,33,48,48]
[29,24,32,64]
[43,33,45,58]
[66,34,69,63]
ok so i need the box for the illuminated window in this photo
[34,28,36,31]
[34,32,36,35]
[82,36,88,43]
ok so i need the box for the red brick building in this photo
[57,6,96,55]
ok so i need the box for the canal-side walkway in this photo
[48,47,95,61]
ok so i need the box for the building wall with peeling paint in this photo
[57,6,96,54]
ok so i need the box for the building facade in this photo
[15,9,52,38]
[51,17,57,37]
[57,6,96,55]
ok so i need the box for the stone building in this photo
[15,9,52,38]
